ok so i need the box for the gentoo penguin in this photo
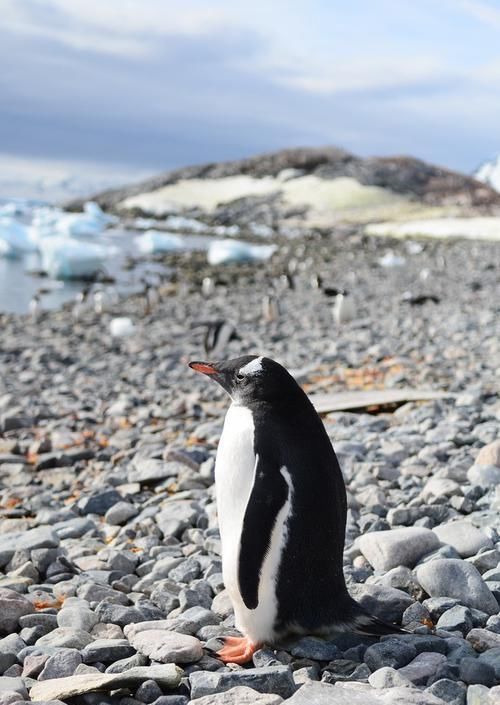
[333,291,356,324]
[189,355,405,664]
[29,293,41,322]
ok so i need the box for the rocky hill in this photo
[68,147,500,219]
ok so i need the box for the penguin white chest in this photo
[215,403,293,644]
[215,404,256,591]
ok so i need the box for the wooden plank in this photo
[309,389,451,414]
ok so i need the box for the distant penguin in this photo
[142,278,159,315]
[201,276,216,297]
[29,293,41,322]
[93,287,106,314]
[262,294,280,322]
[333,291,355,324]
[189,356,406,664]
[203,321,239,357]
[72,285,91,320]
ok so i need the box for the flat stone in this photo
[131,458,175,483]
[129,630,203,663]
[396,652,447,685]
[349,584,413,622]
[288,637,339,661]
[29,664,182,701]
[459,657,495,686]
[0,527,59,557]
[436,606,473,634]
[279,681,380,704]
[376,685,446,704]
[433,521,493,558]
[57,604,98,632]
[475,440,500,467]
[189,666,296,700]
[104,501,138,525]
[38,649,82,680]
[77,490,122,515]
[425,678,466,705]
[0,589,35,634]
[36,628,93,649]
[364,639,417,670]
[82,639,135,663]
[359,527,440,571]
[189,686,284,704]
[467,464,500,487]
[415,559,499,615]
[0,677,27,698]
[466,628,500,652]
[368,667,413,689]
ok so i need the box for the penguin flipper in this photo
[238,455,288,610]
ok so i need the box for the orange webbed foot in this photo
[216,636,262,665]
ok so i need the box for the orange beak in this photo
[188,361,218,376]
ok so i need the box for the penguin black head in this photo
[189,355,300,405]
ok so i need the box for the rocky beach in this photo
[1,148,500,705]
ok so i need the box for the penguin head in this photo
[189,355,298,405]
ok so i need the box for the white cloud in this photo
[459,0,500,29]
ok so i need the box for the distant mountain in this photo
[474,155,500,193]
[67,147,500,224]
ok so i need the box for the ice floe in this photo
[207,239,277,265]
[0,218,38,258]
[39,237,113,280]
[135,230,184,254]
[109,317,136,337]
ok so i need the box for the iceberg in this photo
[474,155,500,193]
[135,229,184,254]
[83,201,118,225]
[39,237,111,280]
[207,239,277,266]
[0,218,38,258]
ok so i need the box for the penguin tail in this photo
[342,598,410,637]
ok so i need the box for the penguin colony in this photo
[190,355,405,664]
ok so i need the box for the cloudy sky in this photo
[2,0,500,192]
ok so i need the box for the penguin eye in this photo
[236,372,245,382]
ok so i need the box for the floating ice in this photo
[39,237,111,280]
[0,218,38,258]
[207,239,277,265]
[109,317,136,337]
[30,202,115,243]
[135,230,184,254]
[165,215,208,232]
[83,201,118,225]
[378,251,406,267]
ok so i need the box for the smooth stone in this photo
[368,667,413,689]
[104,502,138,525]
[189,685,283,704]
[0,678,27,698]
[459,657,495,686]
[466,628,500,652]
[279,681,380,704]
[36,628,93,649]
[189,666,296,700]
[396,652,447,685]
[467,464,500,488]
[82,639,135,664]
[465,684,490,705]
[38,649,82,680]
[57,605,98,632]
[0,590,35,634]
[425,679,466,705]
[364,640,417,671]
[129,631,203,663]
[433,521,493,558]
[415,559,499,615]
[288,637,339,661]
[135,679,163,703]
[77,490,122,515]
[29,665,182,701]
[349,584,413,622]
[0,527,59,555]
[475,441,500,467]
[478,647,500,677]
[436,606,473,635]
[358,528,440,571]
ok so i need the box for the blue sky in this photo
[2,0,500,182]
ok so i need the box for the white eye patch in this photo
[239,356,264,376]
